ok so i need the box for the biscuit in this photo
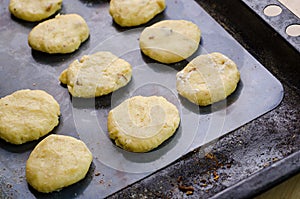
[139,20,201,63]
[108,96,180,152]
[0,89,60,144]
[176,52,240,106]
[28,14,89,54]
[59,51,132,98]
[9,0,62,22]
[26,134,93,193]
[109,0,166,27]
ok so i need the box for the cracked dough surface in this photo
[0,89,60,144]
[139,20,201,63]
[108,96,180,152]
[9,0,62,22]
[59,51,132,98]
[26,134,92,193]
[176,52,240,106]
[28,14,89,54]
[109,0,166,27]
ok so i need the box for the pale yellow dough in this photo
[108,96,180,152]
[0,89,60,144]
[176,52,240,106]
[59,51,132,98]
[26,134,93,193]
[9,0,62,22]
[139,20,201,63]
[28,14,90,54]
[109,0,166,27]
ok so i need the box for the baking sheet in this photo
[242,0,300,52]
[0,0,283,198]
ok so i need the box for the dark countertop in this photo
[109,0,300,198]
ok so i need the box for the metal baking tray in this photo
[0,0,283,198]
[242,0,300,52]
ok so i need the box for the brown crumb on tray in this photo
[177,176,183,183]
[178,184,195,192]
[186,190,194,195]
[177,176,195,195]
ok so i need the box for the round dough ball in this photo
[28,14,90,54]
[26,134,93,193]
[0,89,60,144]
[109,0,166,27]
[139,20,201,63]
[59,51,132,98]
[9,0,62,22]
[176,52,240,106]
[108,96,180,152]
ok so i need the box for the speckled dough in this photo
[139,20,201,63]
[26,134,93,193]
[59,51,132,98]
[9,0,62,22]
[109,0,166,27]
[108,96,180,152]
[176,52,240,106]
[0,89,60,144]
[28,14,90,54]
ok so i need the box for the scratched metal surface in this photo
[0,0,283,198]
[242,0,300,52]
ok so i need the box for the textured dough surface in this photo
[28,14,89,54]
[176,52,240,106]
[139,20,201,63]
[108,96,180,152]
[0,89,60,144]
[26,134,93,193]
[9,0,62,22]
[59,51,132,98]
[109,0,166,27]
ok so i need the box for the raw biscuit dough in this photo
[108,96,180,152]
[0,89,60,144]
[28,14,89,54]
[59,51,132,98]
[139,20,201,63]
[26,134,93,193]
[9,0,62,22]
[176,52,240,106]
[109,0,166,27]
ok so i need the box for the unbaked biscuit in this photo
[176,52,240,106]
[139,20,201,63]
[9,0,62,22]
[59,51,132,98]
[109,0,166,27]
[26,134,93,193]
[28,14,89,54]
[108,96,180,152]
[0,89,60,144]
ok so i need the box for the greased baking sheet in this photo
[0,0,283,198]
